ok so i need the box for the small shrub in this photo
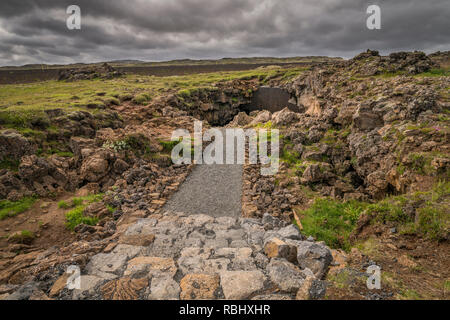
[106,205,117,214]
[408,153,426,173]
[368,197,409,224]
[71,198,84,207]
[416,206,448,241]
[0,158,20,171]
[103,140,129,152]
[124,134,152,155]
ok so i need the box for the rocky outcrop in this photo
[168,79,257,126]
[80,150,115,183]
[272,108,301,126]
[279,50,449,200]
[347,50,435,76]
[0,130,36,161]
[250,110,272,126]
[17,155,75,197]
[242,164,301,221]
[58,63,124,81]
[227,112,252,127]
[6,211,332,301]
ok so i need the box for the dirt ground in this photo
[0,194,77,252]
[326,226,450,300]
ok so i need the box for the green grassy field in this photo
[0,67,305,129]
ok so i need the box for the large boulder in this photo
[250,111,272,126]
[228,112,252,127]
[272,108,300,126]
[353,106,384,131]
[302,164,324,183]
[0,130,35,161]
[295,241,333,279]
[219,271,266,300]
[267,258,308,293]
[264,238,297,263]
[80,150,114,182]
[18,155,71,196]
[69,137,95,160]
[19,155,52,181]
[0,172,25,199]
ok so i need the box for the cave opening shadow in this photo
[242,86,301,114]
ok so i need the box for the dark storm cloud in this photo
[0,0,448,66]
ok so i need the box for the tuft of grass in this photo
[281,148,301,165]
[132,93,151,105]
[444,280,450,293]
[71,198,84,207]
[106,204,117,214]
[58,200,71,209]
[103,97,120,106]
[414,206,449,241]
[396,164,406,175]
[124,134,154,156]
[327,269,366,289]
[296,198,367,251]
[398,289,422,300]
[0,197,37,220]
[65,206,99,231]
[408,153,428,174]
[368,196,409,224]
[355,238,382,259]
[160,139,182,154]
[64,193,105,230]
[118,93,134,102]
[415,68,450,77]
[368,181,449,241]
[9,230,35,244]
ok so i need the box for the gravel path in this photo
[32,128,333,301]
[162,128,243,217]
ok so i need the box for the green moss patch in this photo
[0,197,37,220]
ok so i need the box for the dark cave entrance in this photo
[241,86,301,115]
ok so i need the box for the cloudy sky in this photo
[0,0,449,66]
